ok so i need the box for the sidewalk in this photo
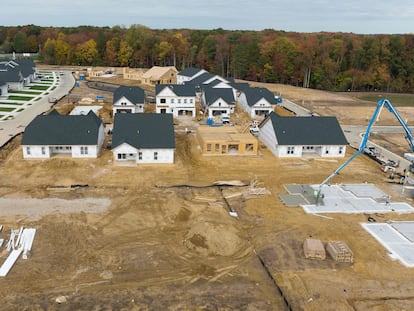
[0,70,75,148]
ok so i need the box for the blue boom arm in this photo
[319,98,414,188]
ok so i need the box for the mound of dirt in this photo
[185,222,243,256]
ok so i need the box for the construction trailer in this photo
[197,126,259,156]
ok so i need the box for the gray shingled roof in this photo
[14,59,35,77]
[204,88,235,106]
[155,84,196,96]
[186,72,215,86]
[243,87,276,106]
[178,67,204,77]
[112,113,175,149]
[22,110,102,145]
[113,86,145,104]
[0,66,23,83]
[263,112,348,146]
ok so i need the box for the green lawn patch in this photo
[0,107,15,112]
[51,86,56,90]
[358,94,414,106]
[8,96,33,101]
[0,102,24,105]
[29,85,49,91]
[10,91,42,95]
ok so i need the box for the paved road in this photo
[0,70,75,148]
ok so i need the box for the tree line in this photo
[1,24,414,93]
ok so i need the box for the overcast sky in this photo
[4,0,414,34]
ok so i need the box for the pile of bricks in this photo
[326,241,353,263]
[303,238,326,260]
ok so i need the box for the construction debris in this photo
[303,238,326,260]
[0,227,37,277]
[326,241,353,263]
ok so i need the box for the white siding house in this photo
[113,86,145,115]
[22,110,105,159]
[177,67,207,85]
[201,88,235,118]
[155,84,196,117]
[258,112,348,158]
[238,87,277,118]
[112,113,175,164]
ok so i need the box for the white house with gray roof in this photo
[238,87,277,118]
[155,84,196,117]
[111,113,175,164]
[0,61,24,91]
[258,112,348,158]
[177,67,207,84]
[22,110,105,159]
[112,86,145,115]
[201,87,235,118]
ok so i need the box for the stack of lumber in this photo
[303,238,326,260]
[326,241,353,263]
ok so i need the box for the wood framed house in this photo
[113,86,145,115]
[258,112,348,158]
[201,87,235,118]
[155,84,196,117]
[177,67,207,85]
[142,66,178,85]
[111,113,175,164]
[238,87,277,118]
[22,110,105,159]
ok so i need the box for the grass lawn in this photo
[0,107,15,112]
[10,91,42,95]
[29,85,49,91]
[0,102,24,105]
[8,96,33,101]
[357,94,414,106]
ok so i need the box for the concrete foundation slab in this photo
[340,184,387,200]
[362,222,414,267]
[390,221,414,242]
[279,194,308,206]
[303,184,414,214]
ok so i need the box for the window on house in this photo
[184,99,187,104]
[207,144,212,152]
[339,146,344,154]
[118,153,126,159]
[287,146,294,155]
[154,152,158,160]
[189,99,193,103]
[326,149,329,154]
[81,146,88,155]
[178,99,181,104]
[41,147,46,155]
[245,144,254,152]
[138,152,143,160]
[26,147,31,155]
[215,144,219,152]
[171,98,174,103]
[160,98,166,104]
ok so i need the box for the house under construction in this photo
[197,126,259,156]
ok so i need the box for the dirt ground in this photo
[1,70,414,310]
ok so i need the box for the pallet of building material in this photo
[303,238,326,260]
[326,241,353,263]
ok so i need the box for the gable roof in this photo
[204,87,235,106]
[22,110,102,145]
[14,59,36,77]
[262,112,348,146]
[178,67,204,77]
[0,63,23,83]
[113,86,145,104]
[155,84,196,97]
[229,82,250,92]
[186,72,215,86]
[243,87,276,106]
[142,66,178,80]
[112,113,175,149]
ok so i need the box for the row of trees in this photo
[1,24,414,92]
